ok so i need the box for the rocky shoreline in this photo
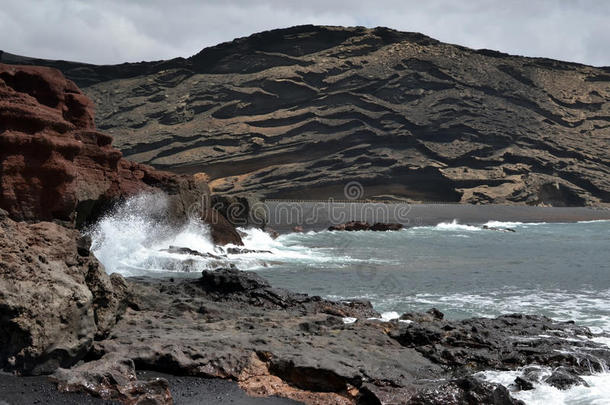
[2,59,610,405]
[4,196,610,404]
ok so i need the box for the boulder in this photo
[201,207,244,245]
[53,354,172,404]
[544,367,589,390]
[0,215,127,375]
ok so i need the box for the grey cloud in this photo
[0,0,608,66]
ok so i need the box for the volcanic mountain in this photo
[2,25,609,205]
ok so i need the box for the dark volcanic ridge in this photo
[3,25,609,206]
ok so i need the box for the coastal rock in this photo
[201,207,244,245]
[211,194,267,228]
[407,377,522,405]
[5,25,608,206]
[0,215,127,375]
[53,354,172,404]
[67,269,608,404]
[482,225,516,232]
[159,245,222,259]
[543,367,589,390]
[512,376,534,391]
[328,221,403,231]
[0,63,242,245]
[388,313,610,374]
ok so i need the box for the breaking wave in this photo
[88,193,363,276]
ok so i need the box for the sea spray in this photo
[88,193,351,276]
[89,192,218,276]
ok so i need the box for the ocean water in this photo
[89,194,610,404]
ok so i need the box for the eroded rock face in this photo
[0,63,173,224]
[0,214,127,375]
[0,63,242,245]
[4,25,608,206]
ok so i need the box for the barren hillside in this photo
[3,25,609,205]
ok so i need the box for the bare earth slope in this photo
[3,25,609,205]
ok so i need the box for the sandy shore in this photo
[0,372,300,405]
[264,202,610,232]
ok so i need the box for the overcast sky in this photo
[1,0,609,66]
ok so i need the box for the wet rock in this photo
[544,367,589,390]
[73,268,610,405]
[512,376,534,391]
[76,234,92,256]
[291,226,304,233]
[159,245,222,259]
[370,222,404,231]
[520,366,545,384]
[201,208,244,246]
[408,376,522,405]
[388,313,610,374]
[399,308,445,323]
[225,247,272,255]
[482,225,516,233]
[265,227,280,239]
[200,267,271,294]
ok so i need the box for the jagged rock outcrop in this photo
[54,268,605,404]
[0,211,127,375]
[0,63,242,245]
[3,25,609,206]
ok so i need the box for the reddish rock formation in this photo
[0,63,241,244]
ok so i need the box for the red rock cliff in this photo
[0,63,241,244]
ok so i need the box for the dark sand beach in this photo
[0,372,299,405]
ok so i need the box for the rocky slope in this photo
[3,25,609,206]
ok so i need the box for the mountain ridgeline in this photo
[3,25,609,205]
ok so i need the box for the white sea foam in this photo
[483,220,524,228]
[401,219,481,232]
[479,368,610,405]
[89,193,219,276]
[365,289,610,332]
[88,194,364,275]
[432,219,481,231]
[368,311,401,322]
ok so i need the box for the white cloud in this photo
[1,0,608,66]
